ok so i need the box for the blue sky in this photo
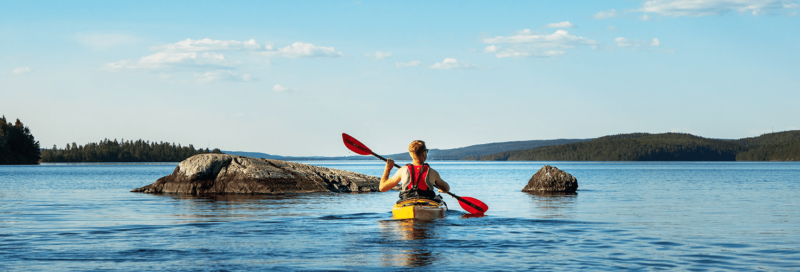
[2,0,799,156]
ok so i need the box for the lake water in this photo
[1,161,799,271]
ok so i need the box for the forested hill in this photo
[477,131,800,161]
[733,131,800,161]
[40,139,223,162]
[225,138,591,161]
[390,138,591,161]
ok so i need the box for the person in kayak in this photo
[379,140,450,201]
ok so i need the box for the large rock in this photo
[132,154,380,194]
[522,165,578,193]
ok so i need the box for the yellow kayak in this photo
[392,199,445,220]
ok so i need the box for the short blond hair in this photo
[408,140,427,158]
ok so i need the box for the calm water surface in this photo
[1,161,799,271]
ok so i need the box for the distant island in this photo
[475,131,800,161]
[40,139,223,163]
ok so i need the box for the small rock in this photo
[522,165,578,193]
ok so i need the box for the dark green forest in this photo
[40,139,223,162]
[0,116,41,165]
[733,131,800,161]
[477,131,800,161]
[397,138,590,161]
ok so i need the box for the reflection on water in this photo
[141,192,360,222]
[378,219,442,267]
[525,192,578,219]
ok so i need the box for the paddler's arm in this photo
[379,158,402,192]
[431,170,450,193]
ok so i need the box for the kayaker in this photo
[379,140,450,201]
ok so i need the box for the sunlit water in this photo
[1,161,799,271]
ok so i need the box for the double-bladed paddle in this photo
[342,133,489,214]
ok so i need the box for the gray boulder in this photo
[132,154,380,194]
[522,165,578,193]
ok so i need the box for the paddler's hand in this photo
[385,158,394,171]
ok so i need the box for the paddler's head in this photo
[409,140,428,164]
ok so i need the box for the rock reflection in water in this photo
[525,192,578,219]
[378,219,443,267]
[144,193,338,222]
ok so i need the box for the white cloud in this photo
[196,70,250,83]
[105,38,342,82]
[482,29,597,58]
[75,33,138,49]
[151,38,261,52]
[107,51,231,70]
[484,45,498,52]
[497,50,565,58]
[545,21,576,28]
[641,14,652,20]
[430,58,476,69]
[594,9,619,19]
[13,67,31,75]
[395,61,421,68]
[273,84,294,91]
[483,29,596,45]
[243,39,261,50]
[262,42,343,58]
[607,26,619,31]
[640,0,800,17]
[365,51,392,60]
[615,37,662,48]
[140,52,198,64]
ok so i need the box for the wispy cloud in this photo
[482,29,598,58]
[13,67,31,75]
[196,70,252,83]
[640,0,800,17]
[151,38,261,52]
[106,51,233,70]
[615,37,661,49]
[396,60,420,68]
[594,9,619,19]
[261,42,343,58]
[545,21,576,28]
[106,38,342,83]
[365,51,392,60]
[430,58,476,69]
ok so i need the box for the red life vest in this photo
[407,164,429,191]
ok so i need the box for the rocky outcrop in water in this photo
[522,165,578,193]
[132,154,380,194]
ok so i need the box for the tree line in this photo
[0,116,41,164]
[476,131,800,161]
[40,139,223,163]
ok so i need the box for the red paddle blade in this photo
[342,133,373,155]
[457,197,489,214]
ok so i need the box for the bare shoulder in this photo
[428,168,442,178]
